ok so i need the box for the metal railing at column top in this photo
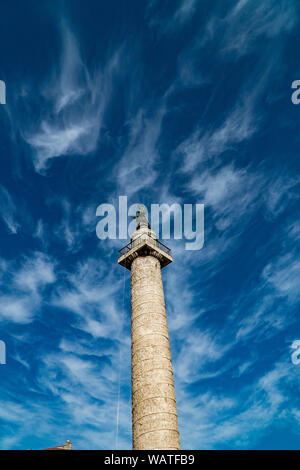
[118,233,171,257]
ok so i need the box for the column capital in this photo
[118,234,172,270]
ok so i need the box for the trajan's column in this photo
[118,206,180,450]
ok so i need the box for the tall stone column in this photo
[118,219,180,450]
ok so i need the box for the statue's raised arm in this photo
[132,204,151,229]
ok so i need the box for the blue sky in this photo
[0,0,300,450]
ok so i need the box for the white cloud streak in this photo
[0,184,19,234]
[0,252,56,324]
[23,24,119,172]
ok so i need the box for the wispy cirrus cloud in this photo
[147,0,199,34]
[234,215,300,341]
[37,346,131,449]
[175,53,274,175]
[115,107,165,197]
[0,184,20,234]
[263,254,300,304]
[23,24,120,172]
[177,100,257,173]
[203,0,298,59]
[173,0,199,25]
[263,174,300,219]
[0,252,56,324]
[51,257,127,340]
[177,358,300,449]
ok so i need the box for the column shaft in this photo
[131,255,180,450]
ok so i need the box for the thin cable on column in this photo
[115,265,126,450]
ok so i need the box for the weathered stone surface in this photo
[130,255,180,450]
[134,429,180,450]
